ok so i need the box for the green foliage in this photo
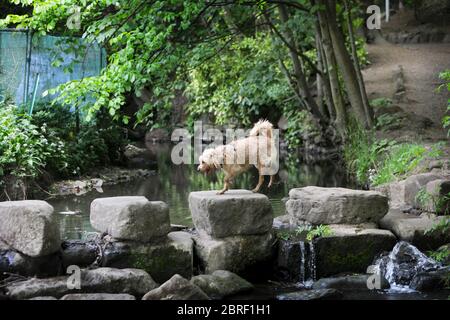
[439,70,450,136]
[370,97,392,108]
[344,120,393,185]
[306,224,333,241]
[345,118,442,186]
[425,216,450,236]
[376,113,404,131]
[427,246,449,264]
[184,35,289,126]
[0,102,65,179]
[416,187,450,215]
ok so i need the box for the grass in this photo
[344,120,443,186]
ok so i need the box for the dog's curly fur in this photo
[197,120,277,194]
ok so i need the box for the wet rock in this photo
[190,270,253,299]
[313,225,397,278]
[0,200,60,257]
[189,190,273,238]
[142,274,209,300]
[286,187,388,225]
[61,240,98,268]
[90,196,170,242]
[60,293,136,300]
[374,241,443,288]
[28,296,58,300]
[312,274,390,291]
[193,233,274,277]
[409,267,450,291]
[379,209,450,250]
[277,289,342,300]
[6,267,157,300]
[0,240,61,278]
[273,215,291,231]
[102,231,193,283]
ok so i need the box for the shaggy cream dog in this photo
[197,120,277,194]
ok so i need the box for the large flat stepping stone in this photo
[0,200,60,257]
[189,190,273,238]
[90,196,170,242]
[286,187,388,225]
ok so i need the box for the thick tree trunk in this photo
[315,22,335,120]
[343,0,374,127]
[320,0,370,129]
[277,4,323,121]
[316,3,347,137]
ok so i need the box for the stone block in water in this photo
[0,200,60,257]
[189,190,273,238]
[5,267,157,300]
[90,196,170,242]
[0,240,61,279]
[101,231,194,283]
[193,232,274,276]
[286,187,389,225]
[313,225,397,278]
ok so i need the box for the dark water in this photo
[47,143,349,240]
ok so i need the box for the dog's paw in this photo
[251,188,259,193]
[216,191,225,195]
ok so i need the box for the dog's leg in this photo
[268,175,275,188]
[217,175,231,195]
[252,174,264,193]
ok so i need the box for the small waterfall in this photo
[309,242,317,282]
[277,239,317,286]
[299,241,306,283]
[373,241,442,292]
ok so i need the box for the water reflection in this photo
[48,143,350,240]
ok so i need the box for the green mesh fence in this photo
[0,29,105,106]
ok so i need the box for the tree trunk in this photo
[315,22,335,120]
[316,2,347,137]
[320,0,370,129]
[277,4,323,121]
[343,0,374,127]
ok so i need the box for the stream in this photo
[48,143,349,240]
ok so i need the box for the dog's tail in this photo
[249,119,273,139]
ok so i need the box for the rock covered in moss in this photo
[313,225,397,278]
[101,231,193,283]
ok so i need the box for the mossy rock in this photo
[313,225,397,278]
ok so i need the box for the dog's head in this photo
[197,148,221,174]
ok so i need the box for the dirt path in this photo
[361,10,450,143]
